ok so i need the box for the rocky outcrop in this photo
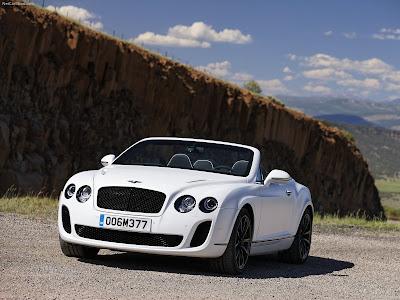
[0,4,383,216]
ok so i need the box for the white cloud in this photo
[133,32,210,48]
[288,54,297,61]
[361,90,371,96]
[257,79,288,94]
[284,75,293,81]
[46,5,103,30]
[232,72,253,81]
[303,84,332,94]
[168,22,252,44]
[303,68,352,81]
[337,78,381,89]
[196,61,231,76]
[386,82,400,91]
[324,30,333,36]
[299,54,393,75]
[133,22,251,48]
[342,32,357,39]
[283,67,292,73]
[372,28,400,40]
[383,71,400,83]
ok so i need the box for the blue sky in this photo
[34,0,400,101]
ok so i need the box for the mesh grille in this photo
[75,225,183,247]
[61,205,71,234]
[190,221,212,247]
[97,187,166,213]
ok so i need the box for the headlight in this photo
[174,195,196,213]
[64,184,76,199]
[199,197,218,213]
[76,185,92,203]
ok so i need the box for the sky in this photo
[32,0,400,102]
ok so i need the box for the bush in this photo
[340,129,355,142]
[320,119,332,127]
[265,95,285,107]
[243,80,262,94]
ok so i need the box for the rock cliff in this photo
[0,4,383,216]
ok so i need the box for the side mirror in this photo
[264,169,291,187]
[101,154,115,167]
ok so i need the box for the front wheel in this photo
[59,236,99,259]
[210,208,253,274]
[279,209,312,264]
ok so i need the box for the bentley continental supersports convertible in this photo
[58,137,313,274]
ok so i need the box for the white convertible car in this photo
[59,137,313,274]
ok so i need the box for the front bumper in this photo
[58,196,238,258]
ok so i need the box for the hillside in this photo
[314,114,380,127]
[329,122,400,178]
[279,96,400,131]
[0,4,383,216]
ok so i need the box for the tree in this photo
[243,80,262,94]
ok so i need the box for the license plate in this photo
[99,214,151,232]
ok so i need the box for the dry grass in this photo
[314,211,400,232]
[0,188,58,220]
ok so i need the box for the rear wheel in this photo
[279,209,312,264]
[59,236,99,259]
[210,208,252,274]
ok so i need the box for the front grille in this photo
[61,205,71,234]
[190,221,212,247]
[97,187,166,213]
[75,225,183,247]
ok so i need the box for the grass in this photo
[314,211,400,232]
[0,189,58,220]
[376,177,400,194]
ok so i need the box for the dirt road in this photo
[0,212,399,299]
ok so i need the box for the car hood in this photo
[93,165,247,195]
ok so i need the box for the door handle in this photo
[286,190,292,196]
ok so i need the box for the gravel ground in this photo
[0,212,399,300]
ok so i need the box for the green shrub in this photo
[320,119,332,127]
[243,80,262,94]
[265,95,285,107]
[340,129,355,142]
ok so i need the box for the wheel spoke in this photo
[234,214,252,270]
[241,245,249,255]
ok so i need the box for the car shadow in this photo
[78,252,354,279]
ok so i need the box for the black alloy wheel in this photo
[299,211,312,260]
[210,208,253,274]
[235,213,252,270]
[279,209,313,264]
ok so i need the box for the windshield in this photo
[113,140,254,177]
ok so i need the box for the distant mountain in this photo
[314,114,381,127]
[277,95,400,131]
[387,98,400,105]
[330,122,400,178]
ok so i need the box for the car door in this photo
[255,173,296,240]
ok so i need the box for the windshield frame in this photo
[112,139,255,177]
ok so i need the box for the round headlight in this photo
[199,197,218,213]
[64,184,76,199]
[174,196,196,213]
[76,185,92,203]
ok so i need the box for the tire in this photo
[210,208,253,275]
[279,208,312,264]
[59,236,99,259]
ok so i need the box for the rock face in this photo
[0,4,383,216]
